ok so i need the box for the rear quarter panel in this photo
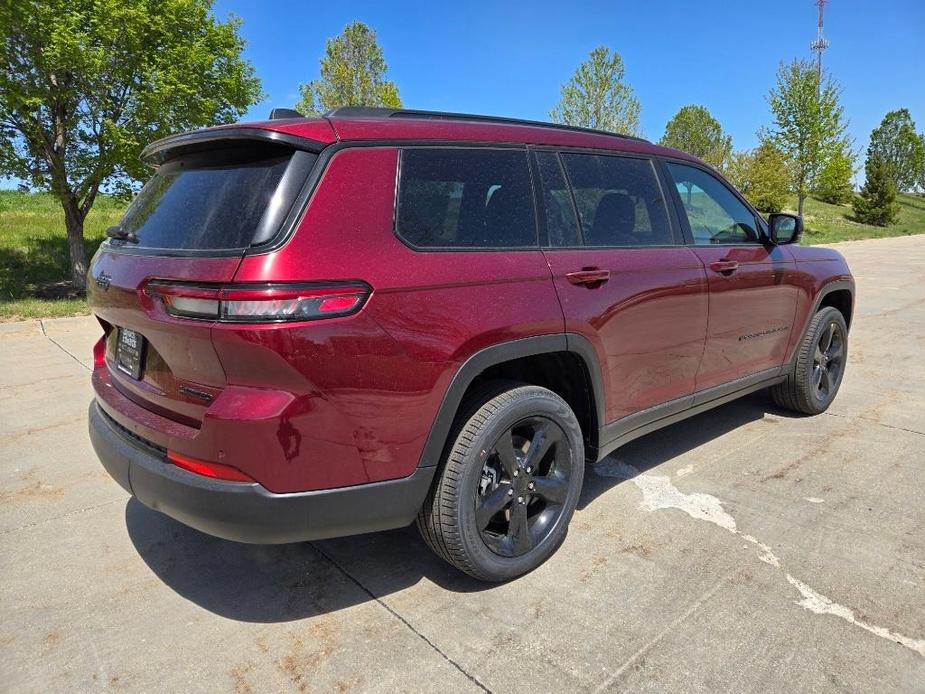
[222,146,564,492]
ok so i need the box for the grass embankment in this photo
[788,193,925,244]
[0,191,121,320]
[0,189,923,321]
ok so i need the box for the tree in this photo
[813,143,855,205]
[659,105,732,170]
[0,0,262,291]
[297,22,401,116]
[868,109,925,192]
[853,152,900,226]
[550,46,640,136]
[764,59,850,217]
[727,142,790,213]
[918,132,925,194]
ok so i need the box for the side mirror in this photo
[768,213,803,245]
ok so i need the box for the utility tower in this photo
[811,0,830,89]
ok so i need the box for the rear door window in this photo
[117,145,316,251]
[560,153,674,247]
[396,148,537,248]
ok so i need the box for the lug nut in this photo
[526,466,532,474]
[508,489,514,496]
[513,470,519,477]
[528,482,535,490]
[517,496,523,504]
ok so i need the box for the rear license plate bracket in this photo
[116,328,145,380]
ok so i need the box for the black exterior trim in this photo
[141,127,324,165]
[597,367,787,459]
[784,278,855,369]
[90,401,434,544]
[325,107,650,143]
[416,334,606,468]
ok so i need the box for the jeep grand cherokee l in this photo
[88,107,854,581]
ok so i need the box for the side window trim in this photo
[660,157,769,247]
[529,148,585,248]
[393,145,541,252]
[653,157,693,246]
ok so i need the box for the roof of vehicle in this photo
[143,107,702,165]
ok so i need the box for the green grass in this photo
[0,190,122,321]
[786,192,925,244]
[0,189,923,321]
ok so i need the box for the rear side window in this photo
[561,153,673,247]
[396,148,537,248]
[117,145,316,251]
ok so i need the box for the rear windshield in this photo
[116,144,315,251]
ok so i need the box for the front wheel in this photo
[416,382,585,582]
[771,306,848,415]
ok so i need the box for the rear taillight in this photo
[167,450,255,482]
[93,335,106,368]
[143,281,370,323]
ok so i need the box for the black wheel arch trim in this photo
[416,333,606,468]
[788,278,854,367]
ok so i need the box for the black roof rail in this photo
[323,107,648,142]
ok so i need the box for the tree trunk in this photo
[62,197,88,292]
[798,192,806,217]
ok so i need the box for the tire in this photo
[416,381,585,582]
[771,306,848,415]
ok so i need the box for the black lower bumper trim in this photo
[88,401,434,544]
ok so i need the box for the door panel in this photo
[691,244,797,389]
[663,161,798,390]
[545,248,709,422]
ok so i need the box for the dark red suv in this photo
[88,108,854,581]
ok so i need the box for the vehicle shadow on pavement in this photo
[125,504,492,623]
[126,392,795,623]
[578,392,793,509]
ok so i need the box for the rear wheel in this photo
[416,382,584,581]
[771,306,848,415]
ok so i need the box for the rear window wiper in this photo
[106,225,139,244]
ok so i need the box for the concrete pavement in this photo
[1,235,924,692]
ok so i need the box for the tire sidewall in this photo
[455,388,584,581]
[802,307,848,411]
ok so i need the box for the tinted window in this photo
[665,163,760,245]
[396,148,536,248]
[118,146,310,250]
[534,152,581,246]
[560,154,673,247]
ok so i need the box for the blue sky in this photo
[215,0,924,157]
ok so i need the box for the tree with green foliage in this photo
[659,105,732,170]
[813,144,855,205]
[868,109,925,192]
[297,22,401,116]
[726,142,790,213]
[853,153,900,226]
[764,59,850,217]
[918,132,925,194]
[550,46,640,136]
[0,0,262,291]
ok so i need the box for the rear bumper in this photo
[88,401,434,544]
